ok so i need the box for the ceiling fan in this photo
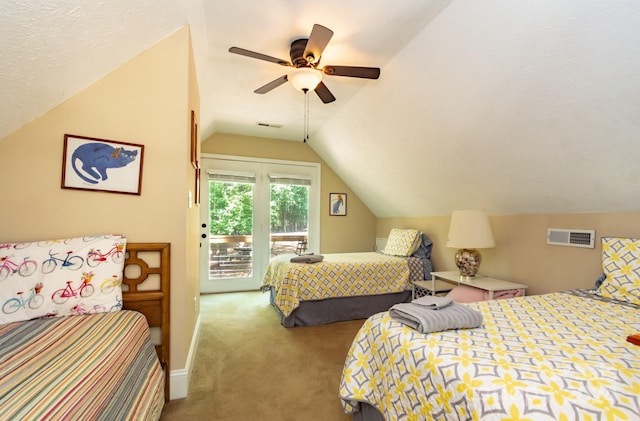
[229,24,381,104]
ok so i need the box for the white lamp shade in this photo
[446,210,496,249]
[289,67,322,92]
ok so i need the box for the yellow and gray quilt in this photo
[340,291,640,420]
[262,252,422,317]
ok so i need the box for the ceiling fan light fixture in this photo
[289,67,322,92]
[229,23,379,103]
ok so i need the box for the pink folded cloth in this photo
[492,288,523,299]
[446,285,523,303]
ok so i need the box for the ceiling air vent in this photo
[256,122,282,128]
[547,229,595,248]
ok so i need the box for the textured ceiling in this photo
[0,0,193,138]
[1,0,639,217]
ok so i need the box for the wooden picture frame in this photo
[61,134,144,195]
[190,110,198,168]
[330,193,347,216]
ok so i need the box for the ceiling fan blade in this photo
[314,81,336,104]
[323,65,381,79]
[303,24,334,64]
[229,47,292,67]
[254,75,289,94]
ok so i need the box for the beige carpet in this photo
[160,291,365,420]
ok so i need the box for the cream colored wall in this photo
[378,211,640,295]
[0,27,199,378]
[184,30,201,366]
[201,133,376,252]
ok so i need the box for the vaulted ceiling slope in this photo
[314,1,640,217]
[1,1,639,217]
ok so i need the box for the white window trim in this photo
[201,153,321,254]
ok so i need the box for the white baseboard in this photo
[169,313,201,400]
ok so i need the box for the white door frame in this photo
[199,154,320,293]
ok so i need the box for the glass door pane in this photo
[209,178,254,279]
[269,177,309,258]
[200,158,263,294]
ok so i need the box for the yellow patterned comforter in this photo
[340,291,640,420]
[262,252,419,317]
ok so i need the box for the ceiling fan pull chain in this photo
[303,89,310,143]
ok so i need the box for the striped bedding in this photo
[0,310,164,420]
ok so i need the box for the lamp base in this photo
[455,248,482,277]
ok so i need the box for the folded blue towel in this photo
[389,302,483,333]
[412,295,453,310]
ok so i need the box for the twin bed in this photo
[262,229,433,327]
[339,236,640,420]
[0,235,169,420]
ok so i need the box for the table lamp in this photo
[446,210,496,278]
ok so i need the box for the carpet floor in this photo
[160,291,365,420]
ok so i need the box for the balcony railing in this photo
[208,233,307,278]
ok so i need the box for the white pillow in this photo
[0,234,126,324]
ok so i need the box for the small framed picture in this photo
[61,134,144,195]
[330,193,347,216]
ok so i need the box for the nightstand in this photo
[412,279,454,299]
[429,271,527,300]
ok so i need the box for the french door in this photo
[199,154,320,293]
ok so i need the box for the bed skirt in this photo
[352,403,385,421]
[268,287,412,327]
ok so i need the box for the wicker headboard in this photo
[122,243,170,401]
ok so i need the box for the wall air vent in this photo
[547,229,595,248]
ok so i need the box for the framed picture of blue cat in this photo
[61,134,144,195]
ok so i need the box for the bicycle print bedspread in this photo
[339,291,640,420]
[262,252,420,317]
